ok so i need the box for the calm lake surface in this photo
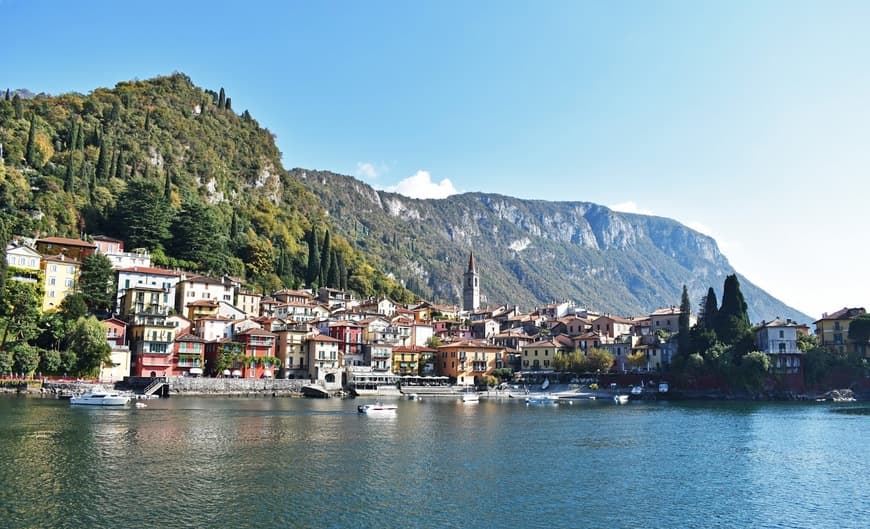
[0,396,868,529]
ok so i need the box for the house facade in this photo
[814,307,867,356]
[40,254,80,312]
[755,318,803,375]
[436,340,504,385]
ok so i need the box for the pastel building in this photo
[436,340,504,386]
[5,243,42,285]
[40,254,80,312]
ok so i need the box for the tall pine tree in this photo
[319,229,331,286]
[701,287,718,330]
[678,285,691,355]
[25,115,37,166]
[218,87,226,109]
[305,230,320,287]
[95,140,110,181]
[716,274,750,345]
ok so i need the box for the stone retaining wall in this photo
[165,377,307,396]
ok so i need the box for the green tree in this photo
[847,314,870,356]
[112,178,173,250]
[218,87,226,109]
[306,229,320,287]
[163,171,172,200]
[320,229,331,285]
[66,119,78,192]
[716,274,750,346]
[11,342,39,376]
[170,200,225,270]
[0,217,7,304]
[59,292,89,322]
[0,282,40,352]
[337,251,348,291]
[700,287,718,330]
[78,253,116,315]
[68,317,111,376]
[60,350,78,375]
[737,351,770,393]
[96,140,110,181]
[585,348,615,373]
[39,348,62,375]
[327,250,339,288]
[797,332,820,353]
[678,284,691,355]
[627,351,648,370]
[11,93,22,119]
[245,237,275,279]
[114,148,125,180]
[25,115,37,166]
[0,349,11,375]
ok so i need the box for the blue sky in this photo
[3,0,868,319]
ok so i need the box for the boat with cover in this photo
[357,403,398,414]
[460,389,480,403]
[613,394,629,405]
[70,387,130,406]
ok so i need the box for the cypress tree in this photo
[225,97,231,111]
[144,109,151,131]
[319,229,331,286]
[230,209,239,240]
[163,171,171,200]
[337,251,347,291]
[678,285,691,355]
[716,274,750,345]
[0,217,8,304]
[306,230,320,287]
[218,88,226,109]
[109,148,118,181]
[3,89,9,101]
[12,94,22,119]
[114,148,125,180]
[701,287,718,330]
[96,140,110,181]
[327,250,339,288]
[66,120,78,192]
[25,115,37,166]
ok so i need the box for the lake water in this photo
[0,396,867,529]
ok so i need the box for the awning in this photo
[231,369,242,377]
[189,367,203,375]
[223,369,231,376]
[262,369,273,377]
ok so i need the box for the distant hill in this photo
[0,73,410,301]
[292,169,813,324]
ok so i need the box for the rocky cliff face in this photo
[293,169,811,324]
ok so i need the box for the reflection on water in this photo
[1,397,869,529]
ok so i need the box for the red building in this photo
[174,333,207,377]
[235,327,278,378]
[328,321,363,355]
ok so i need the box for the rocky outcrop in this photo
[293,169,812,324]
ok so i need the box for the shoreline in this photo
[3,380,864,402]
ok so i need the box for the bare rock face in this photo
[295,169,811,324]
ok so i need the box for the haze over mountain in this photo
[293,169,813,324]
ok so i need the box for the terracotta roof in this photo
[392,345,438,353]
[175,333,206,343]
[187,299,220,308]
[91,235,124,243]
[236,327,276,337]
[438,339,504,350]
[309,334,340,343]
[42,253,81,265]
[118,266,180,277]
[815,307,866,322]
[183,275,225,286]
[36,236,96,248]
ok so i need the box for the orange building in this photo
[436,339,505,386]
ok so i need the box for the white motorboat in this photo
[357,403,398,414]
[613,394,629,405]
[460,390,480,403]
[526,395,559,405]
[70,387,130,406]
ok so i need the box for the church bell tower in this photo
[463,251,480,312]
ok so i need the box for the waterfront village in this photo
[3,234,867,398]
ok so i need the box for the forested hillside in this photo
[0,73,411,300]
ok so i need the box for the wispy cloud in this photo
[355,161,380,179]
[609,200,654,215]
[385,170,458,199]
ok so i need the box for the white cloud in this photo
[609,200,654,215]
[385,170,458,199]
[355,162,379,179]
[685,220,713,236]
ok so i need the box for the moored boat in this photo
[357,403,398,414]
[70,387,130,406]
[526,395,559,405]
[613,394,629,405]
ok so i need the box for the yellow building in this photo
[40,254,80,312]
[814,307,867,355]
[436,339,505,386]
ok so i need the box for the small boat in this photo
[613,394,629,405]
[407,393,421,400]
[134,402,148,408]
[526,395,559,406]
[70,387,130,406]
[460,390,479,403]
[630,386,643,396]
[357,403,398,414]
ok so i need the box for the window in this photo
[50,264,57,272]
[65,279,74,287]
[18,257,25,265]
[779,343,786,353]
[779,330,784,339]
[125,279,130,288]
[49,277,56,286]
[834,322,841,331]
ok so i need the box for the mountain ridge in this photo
[291,168,813,324]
